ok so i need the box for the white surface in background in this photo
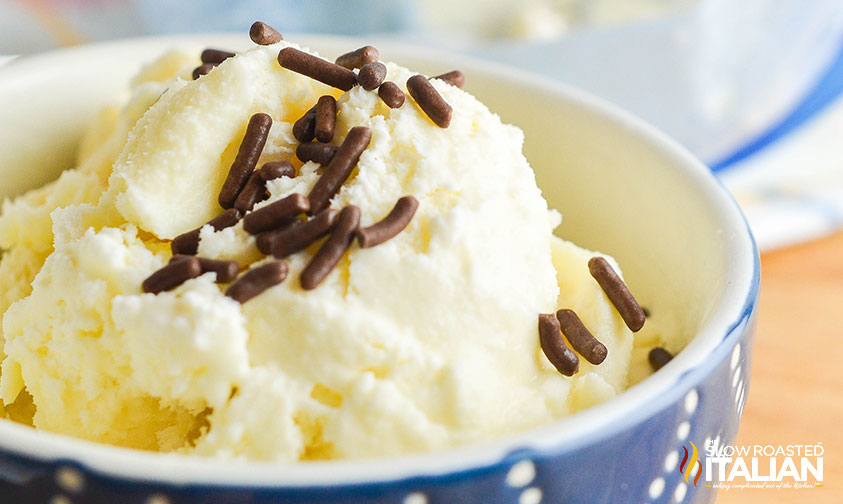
[720,94,843,251]
[420,0,843,163]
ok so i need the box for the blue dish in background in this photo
[0,35,759,504]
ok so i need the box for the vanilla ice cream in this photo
[0,39,666,461]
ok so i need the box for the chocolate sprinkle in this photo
[357,62,387,91]
[278,47,357,91]
[201,48,235,65]
[255,219,294,255]
[192,63,215,80]
[432,70,465,89]
[556,309,608,365]
[249,21,283,45]
[242,193,310,235]
[648,347,674,371]
[171,208,242,256]
[315,95,337,143]
[588,256,646,332]
[142,256,202,294]
[407,75,452,128]
[296,142,338,166]
[377,81,405,109]
[307,126,372,215]
[335,45,379,70]
[198,257,240,283]
[218,113,273,209]
[225,260,289,304]
[292,106,317,143]
[233,171,267,213]
[538,313,579,376]
[357,196,418,248]
[260,160,295,181]
[266,209,339,258]
[300,205,360,290]
[171,255,239,284]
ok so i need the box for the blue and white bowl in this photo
[0,35,759,504]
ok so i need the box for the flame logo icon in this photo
[679,441,702,487]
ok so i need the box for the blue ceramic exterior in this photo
[0,251,759,504]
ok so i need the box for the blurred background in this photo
[1,1,841,502]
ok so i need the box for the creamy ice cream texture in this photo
[0,41,667,461]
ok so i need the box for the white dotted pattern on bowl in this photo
[519,487,543,504]
[650,341,748,502]
[650,387,706,502]
[506,460,537,488]
[146,495,172,504]
[55,466,85,494]
[403,492,428,504]
[676,421,691,441]
[684,389,698,414]
[731,343,748,419]
[649,477,665,499]
[663,450,679,472]
[674,482,687,502]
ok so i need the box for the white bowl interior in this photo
[0,35,755,485]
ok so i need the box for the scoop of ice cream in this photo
[0,42,637,460]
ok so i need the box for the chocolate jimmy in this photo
[538,313,579,376]
[225,260,289,304]
[357,62,387,91]
[218,113,273,209]
[201,48,235,65]
[242,193,310,235]
[300,205,360,290]
[268,209,339,258]
[171,208,242,256]
[292,106,317,143]
[314,95,337,143]
[357,196,418,248]
[407,74,452,128]
[198,257,239,283]
[255,219,294,255]
[432,70,465,89]
[307,126,372,215]
[296,142,338,166]
[192,63,215,80]
[588,256,646,332]
[233,171,267,213]
[555,309,608,365]
[171,255,239,284]
[255,220,296,255]
[335,45,379,70]
[277,47,357,91]
[249,21,283,45]
[377,81,405,109]
[142,256,202,294]
[260,160,295,181]
[648,347,673,371]
[256,209,338,256]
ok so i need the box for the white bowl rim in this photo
[0,33,760,487]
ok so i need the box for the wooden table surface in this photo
[717,231,842,504]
